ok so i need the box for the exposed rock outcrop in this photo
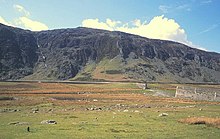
[0,23,220,82]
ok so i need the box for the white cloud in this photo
[201,0,212,4]
[197,47,208,51]
[159,5,170,13]
[159,4,191,13]
[15,16,48,31]
[82,15,193,47]
[82,18,117,31]
[106,18,121,28]
[176,4,191,11]
[0,4,48,31]
[133,19,141,26]
[198,24,218,35]
[0,16,12,26]
[14,4,30,17]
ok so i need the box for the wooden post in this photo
[144,83,148,89]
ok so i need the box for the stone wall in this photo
[175,86,220,101]
[136,83,147,90]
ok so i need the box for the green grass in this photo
[71,62,97,81]
[97,56,124,71]
[0,82,220,138]
[72,57,124,81]
[1,105,220,139]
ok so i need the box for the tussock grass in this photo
[179,117,220,128]
[1,82,220,138]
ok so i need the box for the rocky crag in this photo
[0,23,220,83]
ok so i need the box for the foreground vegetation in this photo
[0,82,219,138]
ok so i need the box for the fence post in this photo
[175,86,178,98]
[214,92,217,100]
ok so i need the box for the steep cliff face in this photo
[0,23,220,82]
[0,23,38,80]
[30,28,120,80]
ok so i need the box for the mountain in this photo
[0,24,38,80]
[0,23,220,83]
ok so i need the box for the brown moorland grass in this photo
[0,82,142,94]
[1,82,220,107]
[178,117,220,128]
[0,82,220,138]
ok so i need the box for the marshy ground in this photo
[0,82,219,138]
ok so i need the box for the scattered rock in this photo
[159,113,168,117]
[32,108,39,113]
[17,122,29,125]
[93,117,98,121]
[86,107,102,111]
[8,121,29,125]
[33,110,37,113]
[13,109,20,112]
[32,108,39,111]
[81,121,88,124]
[8,121,19,125]
[41,120,57,124]
[1,108,20,113]
[48,108,53,112]
[175,105,196,109]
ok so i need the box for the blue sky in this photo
[0,0,219,53]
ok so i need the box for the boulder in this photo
[41,120,57,124]
[159,113,168,117]
[8,121,29,125]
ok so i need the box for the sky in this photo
[0,0,219,53]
